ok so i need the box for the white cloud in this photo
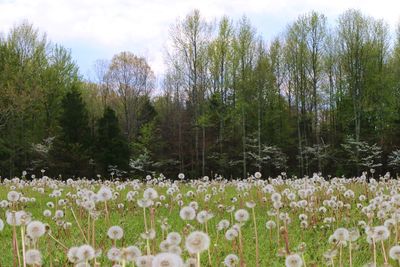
[1,0,399,77]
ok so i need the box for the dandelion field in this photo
[1,172,400,267]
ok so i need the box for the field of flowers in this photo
[1,171,400,266]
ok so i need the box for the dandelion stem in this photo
[372,239,377,267]
[276,210,280,245]
[381,240,388,264]
[92,217,95,249]
[105,200,110,224]
[197,252,201,267]
[48,233,68,250]
[143,207,148,232]
[205,220,212,266]
[238,226,245,267]
[143,207,151,255]
[251,207,260,267]
[87,213,91,243]
[12,221,21,267]
[70,207,88,243]
[302,253,307,267]
[349,240,352,267]
[21,225,26,267]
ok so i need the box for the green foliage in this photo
[1,11,400,178]
[96,107,130,173]
[49,86,93,177]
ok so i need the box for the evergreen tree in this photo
[50,85,93,177]
[96,107,130,174]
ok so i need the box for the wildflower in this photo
[135,255,154,267]
[185,231,210,254]
[107,226,124,240]
[374,225,390,241]
[180,206,196,221]
[97,187,112,201]
[266,220,276,229]
[167,232,182,245]
[225,229,238,241]
[333,228,349,242]
[196,210,213,224]
[285,254,303,267]
[234,209,249,223]
[25,249,42,266]
[217,219,230,231]
[107,247,122,261]
[77,245,95,261]
[7,191,20,202]
[123,246,141,262]
[67,247,80,263]
[43,210,51,217]
[152,252,183,267]
[224,254,239,266]
[389,245,400,260]
[245,201,256,209]
[138,199,153,208]
[143,188,158,200]
[141,229,156,240]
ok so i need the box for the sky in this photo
[1,0,400,81]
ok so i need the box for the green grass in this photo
[0,177,396,266]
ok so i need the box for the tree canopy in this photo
[1,10,400,179]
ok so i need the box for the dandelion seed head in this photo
[25,249,42,266]
[151,252,183,267]
[26,220,46,239]
[185,231,210,254]
[285,254,303,267]
[107,225,124,240]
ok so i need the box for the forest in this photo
[1,9,400,179]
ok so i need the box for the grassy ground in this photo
[0,176,396,266]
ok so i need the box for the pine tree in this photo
[96,107,130,175]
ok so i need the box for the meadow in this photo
[1,171,400,267]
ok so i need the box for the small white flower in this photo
[224,254,239,267]
[123,246,141,262]
[225,228,238,241]
[135,255,154,267]
[67,247,80,263]
[185,231,210,254]
[143,188,158,200]
[107,247,122,261]
[7,191,20,202]
[285,254,303,267]
[179,206,196,221]
[167,232,182,245]
[389,245,400,260]
[107,226,124,240]
[152,252,183,267]
[25,249,42,266]
[234,209,249,223]
[77,245,95,261]
[26,221,46,239]
[333,228,349,242]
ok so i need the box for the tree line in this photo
[1,9,400,179]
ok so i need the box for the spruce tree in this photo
[96,107,130,174]
[50,85,93,177]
